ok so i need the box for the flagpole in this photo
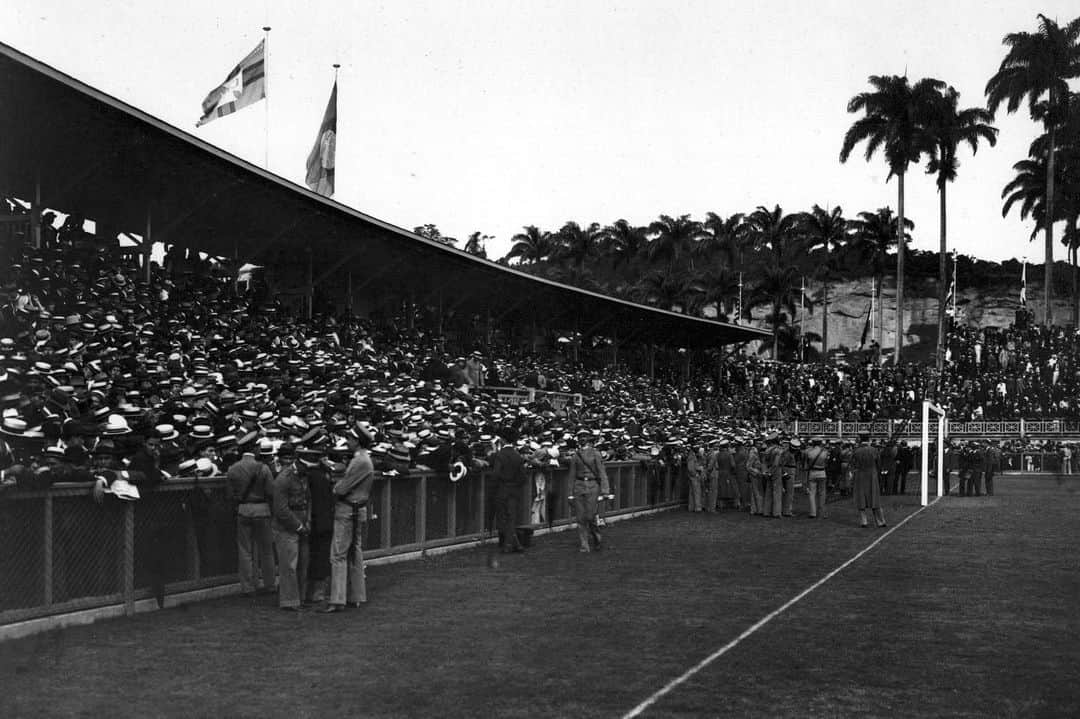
[952,250,957,320]
[263,26,271,170]
[800,275,805,363]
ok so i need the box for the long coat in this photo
[851,443,881,510]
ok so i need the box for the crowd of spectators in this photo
[4,209,1080,500]
[0,224,758,495]
[713,320,1080,423]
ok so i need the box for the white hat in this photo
[103,414,131,435]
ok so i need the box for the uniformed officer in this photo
[778,438,799,517]
[985,441,1002,496]
[270,443,310,611]
[746,435,766,516]
[322,426,376,613]
[568,430,611,552]
[762,433,782,518]
[490,429,528,553]
[803,436,829,519]
[225,445,276,596]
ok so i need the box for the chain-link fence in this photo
[1,462,681,627]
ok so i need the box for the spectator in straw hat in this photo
[271,443,310,611]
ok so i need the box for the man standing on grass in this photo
[852,433,885,528]
[271,443,310,611]
[983,440,1001,497]
[321,426,376,614]
[226,444,276,597]
[568,429,610,552]
[746,436,765,516]
[777,438,799,517]
[490,429,527,554]
[803,437,829,519]
[761,433,782,518]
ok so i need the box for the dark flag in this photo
[859,299,872,349]
[305,82,337,196]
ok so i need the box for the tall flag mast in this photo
[306,65,338,197]
[263,26,271,169]
[1020,257,1027,307]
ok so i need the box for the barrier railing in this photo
[0,461,684,628]
[761,419,1080,439]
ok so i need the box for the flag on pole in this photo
[1020,259,1027,306]
[196,40,266,127]
[305,82,337,196]
[859,298,872,348]
[944,274,956,317]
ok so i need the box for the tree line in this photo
[414,13,1079,366]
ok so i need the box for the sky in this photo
[3,0,1079,263]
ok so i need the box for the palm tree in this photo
[850,208,914,352]
[555,221,603,268]
[646,214,707,271]
[600,219,648,270]
[749,261,812,360]
[841,74,945,363]
[925,86,998,368]
[698,212,747,267]
[505,225,553,265]
[745,205,810,358]
[463,231,490,259]
[798,204,850,359]
[985,13,1080,324]
[630,267,704,313]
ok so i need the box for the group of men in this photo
[487,428,612,555]
[687,433,913,528]
[945,440,1002,497]
[225,425,375,612]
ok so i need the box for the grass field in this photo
[2,476,1079,718]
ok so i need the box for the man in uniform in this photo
[803,436,829,519]
[225,443,276,596]
[985,441,1002,496]
[747,436,765,516]
[322,425,376,613]
[762,433,782,518]
[568,429,610,552]
[733,438,749,513]
[270,443,310,611]
[778,438,799,517]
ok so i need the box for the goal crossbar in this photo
[920,400,947,506]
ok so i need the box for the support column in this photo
[346,270,353,315]
[144,207,152,284]
[306,249,314,320]
[30,172,41,249]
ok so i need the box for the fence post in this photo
[447,479,457,537]
[416,475,427,548]
[43,493,53,607]
[123,502,135,616]
[381,478,392,549]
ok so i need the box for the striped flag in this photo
[1020,259,1027,306]
[305,81,337,196]
[196,40,266,127]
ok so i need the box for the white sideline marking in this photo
[621,489,950,718]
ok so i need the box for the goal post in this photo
[921,400,946,506]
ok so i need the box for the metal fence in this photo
[761,419,1080,439]
[0,461,684,628]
